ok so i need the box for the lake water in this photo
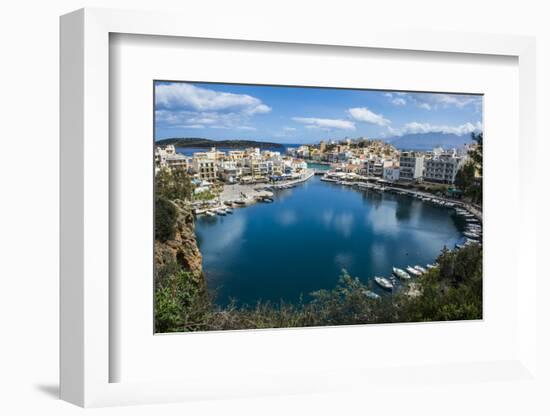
[195,176,464,307]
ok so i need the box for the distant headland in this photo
[156,137,285,149]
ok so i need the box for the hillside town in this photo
[155,137,475,192]
[286,138,472,185]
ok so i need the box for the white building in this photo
[424,152,465,184]
[164,154,191,171]
[383,166,400,181]
[154,144,176,166]
[399,152,424,181]
[192,158,217,181]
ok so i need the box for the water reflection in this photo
[195,176,462,306]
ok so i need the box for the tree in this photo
[455,160,476,192]
[469,132,483,176]
[155,196,177,241]
[454,132,483,204]
[156,167,193,201]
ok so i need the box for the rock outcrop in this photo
[154,200,203,279]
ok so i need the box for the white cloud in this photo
[388,121,482,136]
[383,92,482,111]
[292,117,356,131]
[283,126,297,132]
[347,107,391,126]
[407,93,482,111]
[155,82,271,115]
[155,83,272,132]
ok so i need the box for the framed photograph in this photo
[60,8,538,408]
[152,80,484,334]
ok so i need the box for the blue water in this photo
[195,176,464,307]
[176,144,297,156]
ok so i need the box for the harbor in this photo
[195,174,472,306]
[193,169,315,216]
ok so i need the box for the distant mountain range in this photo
[386,132,475,150]
[156,137,285,149]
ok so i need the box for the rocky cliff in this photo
[154,201,203,279]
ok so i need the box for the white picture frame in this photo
[60,7,538,408]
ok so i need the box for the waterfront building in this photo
[192,158,217,181]
[250,159,269,179]
[291,159,308,173]
[218,160,240,183]
[362,158,393,177]
[383,165,400,181]
[296,145,310,159]
[399,152,424,181]
[424,151,465,184]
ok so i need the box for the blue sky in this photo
[154,81,482,144]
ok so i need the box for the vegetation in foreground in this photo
[154,243,482,333]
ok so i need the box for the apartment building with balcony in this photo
[399,152,424,181]
[424,152,465,184]
[192,158,217,181]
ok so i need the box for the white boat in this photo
[206,210,216,217]
[374,276,394,290]
[463,231,480,239]
[406,266,422,277]
[225,208,233,214]
[414,265,427,274]
[216,209,226,216]
[363,290,381,300]
[393,267,411,280]
[426,263,436,269]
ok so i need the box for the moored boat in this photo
[463,231,480,239]
[374,276,394,290]
[414,265,427,274]
[406,266,422,277]
[363,290,381,300]
[393,267,411,280]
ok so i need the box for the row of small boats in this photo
[373,264,436,291]
[455,208,482,241]
[270,183,296,190]
[394,190,456,207]
[203,207,233,217]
